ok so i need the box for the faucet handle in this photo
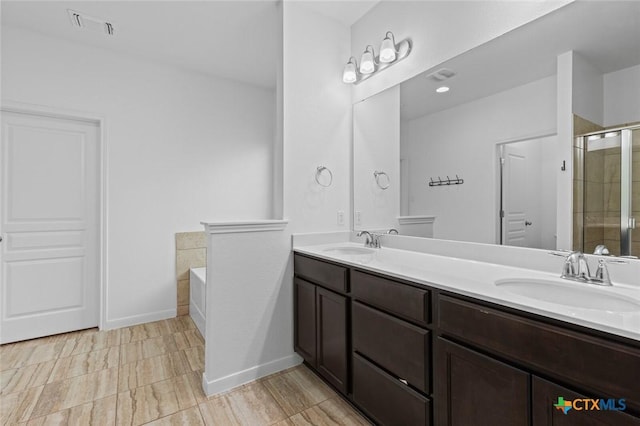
[594,259,613,286]
[387,228,399,235]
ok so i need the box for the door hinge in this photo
[500,210,505,218]
[500,157,505,165]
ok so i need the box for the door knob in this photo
[525,221,532,226]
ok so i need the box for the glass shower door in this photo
[581,127,637,257]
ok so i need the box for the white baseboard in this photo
[202,353,303,396]
[103,308,176,330]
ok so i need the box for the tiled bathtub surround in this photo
[176,232,207,316]
[0,317,367,425]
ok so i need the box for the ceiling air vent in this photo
[426,68,456,82]
[67,9,115,36]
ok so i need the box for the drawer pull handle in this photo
[479,309,490,314]
[399,378,408,385]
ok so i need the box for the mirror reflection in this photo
[353,1,640,255]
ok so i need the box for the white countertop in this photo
[294,242,640,342]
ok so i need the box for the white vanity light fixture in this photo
[436,86,450,93]
[379,31,398,63]
[360,45,377,74]
[342,57,359,83]
[342,31,411,84]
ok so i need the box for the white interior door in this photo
[1,110,100,344]
[502,144,529,247]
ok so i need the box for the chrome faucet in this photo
[356,231,380,248]
[562,251,591,281]
[550,250,616,286]
[593,244,610,255]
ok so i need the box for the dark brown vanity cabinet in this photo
[293,254,348,394]
[293,253,640,426]
[294,277,317,365]
[351,270,433,425]
[316,286,348,393]
[532,377,640,426]
[435,338,530,426]
[436,294,640,425]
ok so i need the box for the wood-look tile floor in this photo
[0,317,371,425]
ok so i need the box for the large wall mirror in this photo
[353,1,640,255]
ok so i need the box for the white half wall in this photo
[203,227,299,395]
[1,26,275,326]
[402,76,556,244]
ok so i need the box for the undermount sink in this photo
[495,278,640,312]
[322,246,375,256]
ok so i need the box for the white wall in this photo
[572,52,604,126]
[539,137,558,250]
[402,76,556,243]
[353,86,400,230]
[1,26,275,327]
[283,4,352,233]
[556,51,574,250]
[604,64,640,127]
[350,1,571,102]
[203,228,294,395]
[203,2,352,395]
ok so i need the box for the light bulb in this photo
[359,46,376,74]
[436,86,450,93]
[342,59,357,83]
[379,35,396,63]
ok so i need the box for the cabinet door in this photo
[532,376,640,426]
[316,286,348,394]
[294,278,316,366]
[435,338,530,426]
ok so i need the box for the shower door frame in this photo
[578,125,638,256]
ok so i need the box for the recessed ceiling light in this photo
[436,86,450,93]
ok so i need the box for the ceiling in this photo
[1,0,381,89]
[298,0,379,27]
[1,1,280,89]
[401,1,640,120]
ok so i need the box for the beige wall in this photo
[175,232,206,316]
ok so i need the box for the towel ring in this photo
[374,171,390,190]
[315,166,333,187]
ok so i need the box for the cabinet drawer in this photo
[294,254,348,293]
[351,270,430,325]
[353,301,430,394]
[438,295,640,412]
[353,353,431,426]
